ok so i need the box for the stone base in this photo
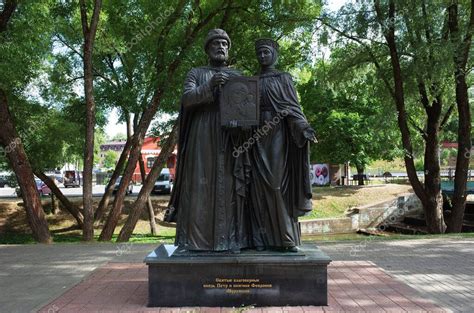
[144,244,331,307]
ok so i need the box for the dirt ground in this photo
[0,196,171,236]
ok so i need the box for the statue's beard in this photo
[209,53,228,64]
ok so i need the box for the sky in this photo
[105,108,125,138]
[104,0,348,138]
[326,0,346,12]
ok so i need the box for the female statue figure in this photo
[249,38,317,252]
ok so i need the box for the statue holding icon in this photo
[166,31,316,254]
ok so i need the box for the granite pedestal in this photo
[144,244,331,307]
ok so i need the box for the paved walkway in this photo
[0,238,472,312]
[38,261,443,312]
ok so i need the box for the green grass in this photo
[0,228,176,245]
[303,184,413,220]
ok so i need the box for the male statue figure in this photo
[165,29,250,252]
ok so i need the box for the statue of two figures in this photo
[165,29,317,254]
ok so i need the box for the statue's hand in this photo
[303,127,318,143]
[210,72,229,88]
[228,120,238,128]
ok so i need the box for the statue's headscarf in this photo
[255,38,279,66]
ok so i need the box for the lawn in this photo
[0,183,414,244]
[305,183,413,219]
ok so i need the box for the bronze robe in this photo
[166,66,250,251]
[249,70,313,248]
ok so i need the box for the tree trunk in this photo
[0,89,52,243]
[0,1,17,33]
[374,0,445,233]
[126,111,133,140]
[51,193,57,215]
[448,73,472,232]
[138,152,157,235]
[356,166,365,186]
[423,105,445,233]
[423,193,445,233]
[79,0,102,241]
[34,170,84,227]
[94,138,131,224]
[117,123,178,242]
[82,39,95,241]
[147,197,158,235]
[446,1,473,233]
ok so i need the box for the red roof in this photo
[441,142,458,148]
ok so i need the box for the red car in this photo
[16,179,52,197]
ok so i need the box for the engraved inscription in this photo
[202,278,273,294]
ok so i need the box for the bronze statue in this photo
[165,29,250,252]
[166,32,316,254]
[248,38,316,252]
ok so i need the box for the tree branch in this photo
[408,115,428,141]
[54,34,84,60]
[440,103,455,130]
[417,81,430,111]
[317,18,396,98]
[79,0,89,37]
[0,0,17,33]
[219,0,233,29]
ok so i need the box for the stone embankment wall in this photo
[300,193,423,234]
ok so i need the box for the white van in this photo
[153,168,173,194]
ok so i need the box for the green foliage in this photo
[102,150,119,169]
[440,148,458,166]
[50,0,323,121]
[414,159,424,171]
[0,1,86,173]
[0,0,324,182]
[0,1,54,91]
[299,60,401,169]
[109,133,127,142]
[9,97,83,171]
[318,0,470,152]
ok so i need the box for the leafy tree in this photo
[78,0,103,241]
[318,0,473,233]
[445,0,473,232]
[300,61,401,185]
[102,150,119,169]
[0,0,53,243]
[110,132,127,142]
[11,99,85,227]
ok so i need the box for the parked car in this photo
[109,176,133,195]
[63,170,81,188]
[16,179,51,197]
[153,169,173,194]
[0,176,7,188]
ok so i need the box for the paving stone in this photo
[0,238,472,312]
[32,261,443,313]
